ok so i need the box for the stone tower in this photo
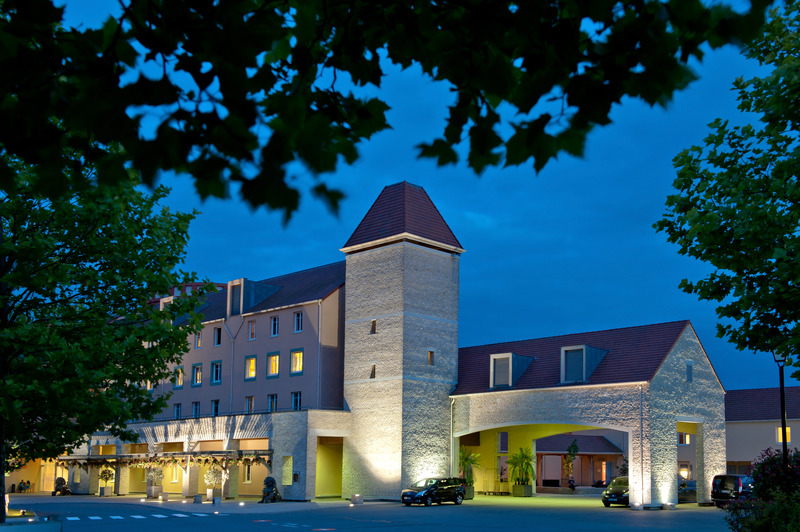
[341,182,464,499]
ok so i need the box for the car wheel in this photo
[404,502,411,507]
[603,501,610,508]
[454,494,463,505]
[424,495,432,507]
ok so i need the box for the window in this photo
[214,327,222,346]
[230,284,241,315]
[267,352,279,378]
[195,333,202,349]
[244,463,252,484]
[291,349,303,375]
[171,466,179,483]
[370,364,376,379]
[211,361,222,385]
[248,320,256,340]
[428,350,435,366]
[490,354,511,388]
[777,427,792,444]
[271,316,279,337]
[370,320,377,334]
[192,402,200,419]
[174,403,182,419]
[245,355,257,381]
[686,360,694,382]
[267,394,277,412]
[291,391,302,411]
[211,399,220,417]
[191,363,202,387]
[563,347,584,382]
[498,431,509,453]
[294,311,303,333]
[174,367,184,389]
[245,396,255,414]
[678,432,692,445]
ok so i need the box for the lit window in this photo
[294,312,303,333]
[291,391,302,411]
[211,361,222,384]
[678,432,692,445]
[267,353,279,378]
[267,394,277,412]
[490,354,511,388]
[192,363,202,386]
[291,349,303,374]
[174,403,182,419]
[248,320,256,341]
[195,333,202,349]
[245,355,257,381]
[192,402,200,419]
[214,327,222,346]
[428,350,435,366]
[245,396,255,414]
[174,367,184,389]
[271,316,279,337]
[777,427,792,444]
[211,399,220,417]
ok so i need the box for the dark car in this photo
[711,474,753,507]
[678,480,697,503]
[401,477,465,506]
[601,476,629,507]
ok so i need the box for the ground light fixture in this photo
[772,350,789,470]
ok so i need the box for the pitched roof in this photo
[725,386,800,422]
[342,182,463,252]
[535,434,623,455]
[453,320,692,395]
[198,261,345,322]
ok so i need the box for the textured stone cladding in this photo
[649,326,726,505]
[343,242,459,499]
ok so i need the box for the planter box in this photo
[147,486,163,499]
[98,486,112,497]
[206,488,221,501]
[464,486,475,500]
[511,484,533,497]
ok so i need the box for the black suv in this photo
[401,477,465,506]
[711,474,753,507]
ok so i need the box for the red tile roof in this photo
[342,182,463,251]
[453,320,693,395]
[725,387,800,422]
[535,434,623,455]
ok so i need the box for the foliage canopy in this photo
[0,0,772,219]
[655,0,800,378]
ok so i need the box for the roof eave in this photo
[341,231,465,255]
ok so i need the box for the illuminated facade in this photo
[50,182,727,507]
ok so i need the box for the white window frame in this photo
[489,353,512,388]
[211,361,222,384]
[561,345,586,383]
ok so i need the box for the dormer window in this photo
[560,345,608,384]
[490,353,512,389]
[230,283,241,315]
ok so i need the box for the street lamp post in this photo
[772,351,789,470]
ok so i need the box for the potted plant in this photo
[507,447,534,497]
[562,439,579,491]
[146,468,164,499]
[204,467,222,500]
[98,468,115,497]
[458,447,481,499]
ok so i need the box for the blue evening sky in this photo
[62,1,799,391]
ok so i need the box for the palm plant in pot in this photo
[98,468,115,497]
[458,447,481,499]
[507,447,535,497]
[204,466,223,500]
[146,467,164,499]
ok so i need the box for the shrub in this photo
[146,468,164,484]
[724,490,800,532]
[750,447,800,500]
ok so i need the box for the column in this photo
[182,465,200,497]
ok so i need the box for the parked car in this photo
[601,476,629,507]
[711,474,753,507]
[401,477,465,506]
[678,480,697,503]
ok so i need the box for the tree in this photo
[655,0,800,379]
[506,447,534,486]
[0,156,211,522]
[563,439,579,479]
[0,0,772,219]
[458,446,482,486]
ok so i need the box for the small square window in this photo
[245,355,257,381]
[291,349,303,375]
[211,361,222,385]
[294,312,303,333]
[245,395,255,414]
[291,391,302,411]
[271,316,279,337]
[267,394,277,412]
[174,367,184,389]
[191,363,202,387]
[211,399,220,417]
[214,327,222,346]
[248,320,256,341]
[267,353,279,378]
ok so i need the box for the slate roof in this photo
[453,320,694,395]
[197,261,345,322]
[342,182,463,251]
[725,386,800,422]
[535,434,623,455]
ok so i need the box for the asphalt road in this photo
[9,493,732,532]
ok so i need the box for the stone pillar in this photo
[695,424,708,504]
[222,466,239,499]
[115,465,130,495]
[88,467,100,495]
[531,440,537,494]
[182,465,200,497]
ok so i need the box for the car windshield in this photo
[609,477,628,488]
[412,478,436,488]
